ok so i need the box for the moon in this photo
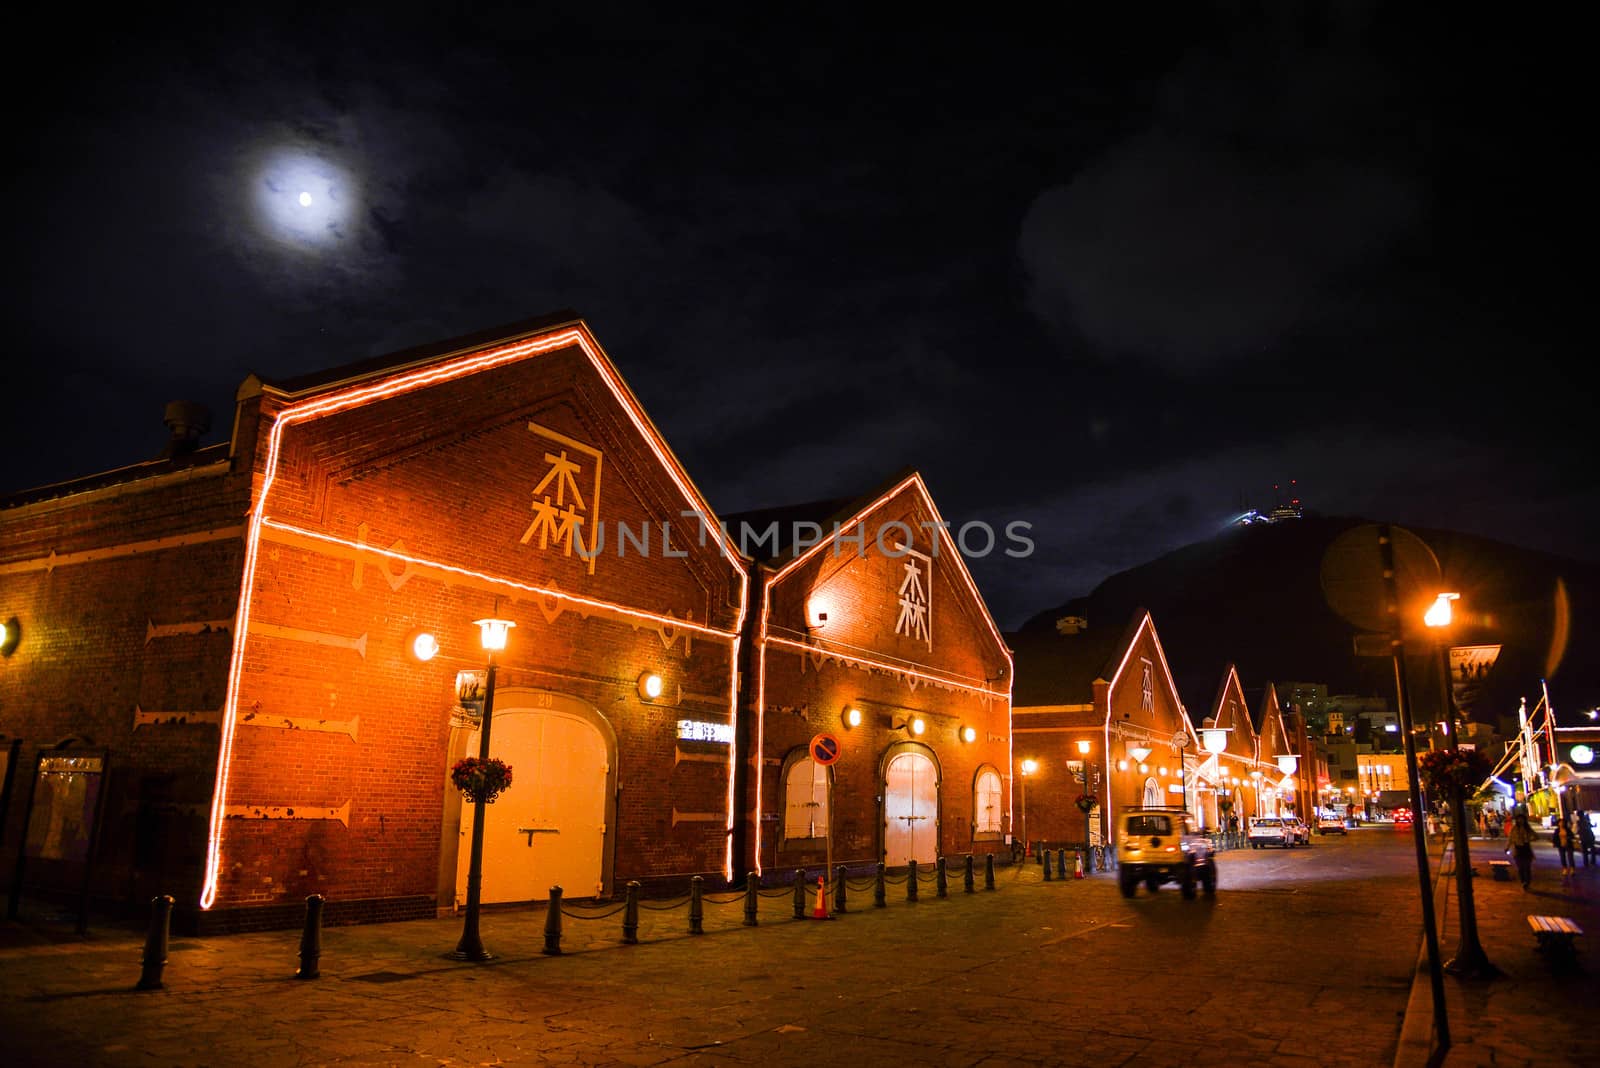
[253,148,358,249]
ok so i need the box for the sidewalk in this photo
[1396,837,1599,1068]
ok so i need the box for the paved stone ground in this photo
[1396,834,1599,1068]
[0,832,1509,1067]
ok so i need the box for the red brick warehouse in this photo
[0,313,751,930]
[730,473,1015,880]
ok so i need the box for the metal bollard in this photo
[936,856,948,898]
[963,854,975,893]
[296,893,324,979]
[1043,848,1053,881]
[1058,848,1068,878]
[544,886,564,955]
[907,859,919,902]
[834,864,847,914]
[622,881,640,944]
[985,853,996,891]
[793,869,807,920]
[136,894,174,990]
[874,862,887,908]
[689,876,704,935]
[744,871,759,926]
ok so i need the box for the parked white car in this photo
[1247,816,1292,849]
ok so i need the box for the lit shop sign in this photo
[678,720,734,744]
[1571,744,1595,766]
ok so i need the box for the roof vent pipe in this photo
[162,400,212,457]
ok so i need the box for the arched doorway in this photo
[882,745,940,866]
[455,690,615,903]
[1142,776,1162,807]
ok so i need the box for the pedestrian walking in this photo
[1577,811,1596,868]
[1551,812,1576,876]
[1507,811,1536,890]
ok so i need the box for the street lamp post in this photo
[1077,740,1094,870]
[1425,593,1497,979]
[1019,759,1037,857]
[453,617,514,962]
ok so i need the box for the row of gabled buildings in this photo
[0,314,1308,932]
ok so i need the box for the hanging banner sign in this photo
[1449,644,1501,720]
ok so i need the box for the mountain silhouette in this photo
[1013,515,1598,728]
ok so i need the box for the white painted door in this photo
[883,751,938,866]
[459,705,608,903]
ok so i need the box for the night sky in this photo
[3,5,1588,629]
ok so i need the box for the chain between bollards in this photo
[963,853,975,893]
[136,894,174,990]
[936,856,948,898]
[906,859,919,902]
[793,869,806,919]
[296,894,324,979]
[874,862,886,908]
[834,864,847,914]
[744,871,759,926]
[689,876,704,934]
[622,880,640,944]
[985,852,996,890]
[544,885,564,955]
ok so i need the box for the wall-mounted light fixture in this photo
[1116,759,1128,772]
[0,616,19,658]
[805,594,831,630]
[910,716,926,736]
[409,631,440,662]
[961,725,978,744]
[638,671,665,701]
[843,706,863,729]
[1077,739,1092,755]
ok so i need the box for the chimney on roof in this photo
[1055,615,1087,635]
[161,400,211,458]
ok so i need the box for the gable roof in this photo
[746,469,1011,666]
[1008,607,1153,708]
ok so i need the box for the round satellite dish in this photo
[1319,523,1441,635]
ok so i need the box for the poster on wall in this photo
[9,749,109,933]
[23,753,107,863]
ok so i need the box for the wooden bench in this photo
[1488,860,1513,881]
[1528,915,1583,956]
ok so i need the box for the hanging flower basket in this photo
[1417,748,1490,798]
[1218,797,1234,812]
[451,757,514,803]
[1074,793,1096,813]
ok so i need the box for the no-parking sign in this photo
[810,733,840,766]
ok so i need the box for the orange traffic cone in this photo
[1074,851,1084,879]
[813,874,829,919]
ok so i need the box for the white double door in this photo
[458,702,608,903]
[883,751,939,866]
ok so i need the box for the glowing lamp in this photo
[410,632,440,662]
[1129,746,1152,763]
[474,618,514,652]
[1138,763,1149,774]
[1202,729,1228,754]
[0,616,18,657]
[1076,739,1092,755]
[1277,754,1299,775]
[910,716,926,736]
[1572,744,1594,765]
[1116,759,1128,771]
[638,672,665,701]
[843,706,863,729]
[1159,766,1168,777]
[1423,592,1458,628]
[805,594,831,629]
[961,725,978,744]
[1020,758,1038,776]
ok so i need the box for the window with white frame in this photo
[783,755,830,840]
[974,767,1002,835]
